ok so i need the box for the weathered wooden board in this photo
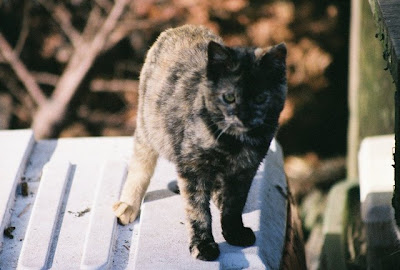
[0,130,34,251]
[0,131,305,269]
[369,0,400,86]
[131,140,292,270]
[368,0,400,230]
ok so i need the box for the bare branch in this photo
[95,0,113,12]
[0,33,47,106]
[32,73,139,92]
[103,18,162,52]
[32,0,130,139]
[14,0,31,56]
[90,78,139,92]
[0,93,12,129]
[32,71,59,86]
[51,0,129,103]
[81,5,103,39]
[0,69,35,114]
[38,0,82,47]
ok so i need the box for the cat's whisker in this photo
[216,125,231,142]
[207,120,226,137]
[212,126,223,138]
[204,118,225,131]
[205,122,219,130]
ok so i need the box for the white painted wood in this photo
[359,135,395,206]
[81,160,127,270]
[359,135,400,250]
[51,162,102,268]
[17,161,71,270]
[0,135,133,270]
[258,140,288,269]
[0,132,288,269]
[0,129,35,251]
[131,139,287,270]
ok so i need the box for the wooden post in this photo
[366,0,400,227]
[394,86,400,226]
[347,0,396,179]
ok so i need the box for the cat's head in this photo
[205,41,287,142]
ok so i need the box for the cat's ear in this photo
[257,43,287,83]
[207,41,234,69]
[268,43,287,62]
[257,43,287,68]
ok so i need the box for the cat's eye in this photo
[254,94,267,104]
[223,93,235,104]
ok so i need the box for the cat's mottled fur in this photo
[113,25,287,261]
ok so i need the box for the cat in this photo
[113,24,287,261]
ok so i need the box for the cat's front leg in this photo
[113,140,158,225]
[177,175,220,261]
[214,172,256,247]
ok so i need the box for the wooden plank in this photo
[17,161,71,270]
[320,181,357,270]
[347,0,397,179]
[369,0,400,229]
[359,135,400,268]
[80,160,127,270]
[131,139,299,269]
[369,0,400,86]
[0,129,34,251]
[0,134,305,268]
[0,136,134,269]
[51,163,101,268]
[359,135,394,205]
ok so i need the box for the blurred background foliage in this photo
[0,0,352,266]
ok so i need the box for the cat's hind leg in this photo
[113,139,158,225]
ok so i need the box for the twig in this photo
[68,207,91,217]
[32,0,130,139]
[38,0,82,48]
[103,18,162,52]
[0,92,12,129]
[0,68,35,112]
[52,0,130,103]
[14,0,31,56]
[90,78,138,92]
[78,106,129,126]
[95,0,113,13]
[32,71,59,86]
[81,5,103,39]
[0,33,47,106]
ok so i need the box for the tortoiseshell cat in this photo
[113,25,287,261]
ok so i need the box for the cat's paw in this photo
[190,241,220,261]
[112,201,138,225]
[223,227,256,247]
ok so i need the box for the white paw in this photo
[113,201,139,225]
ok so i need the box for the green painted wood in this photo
[359,0,395,139]
[368,0,400,227]
[320,181,358,270]
[369,0,400,86]
[347,0,396,180]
